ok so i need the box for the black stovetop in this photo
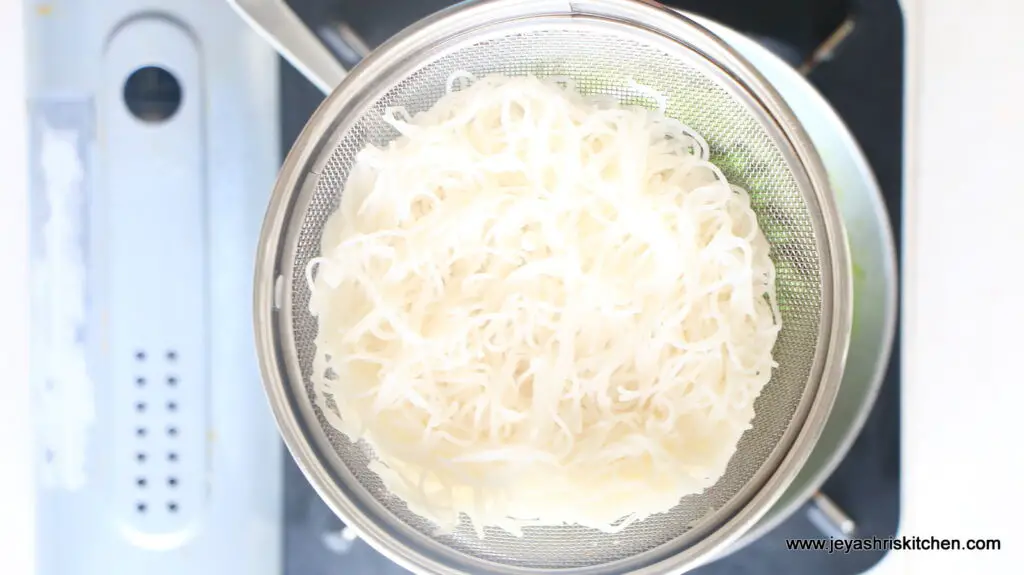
[278,1,903,573]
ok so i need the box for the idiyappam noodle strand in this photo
[306,72,781,537]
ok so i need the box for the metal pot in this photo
[230,0,897,557]
[689,15,898,553]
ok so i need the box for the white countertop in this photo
[878,0,1024,573]
[2,1,1022,574]
[0,0,35,573]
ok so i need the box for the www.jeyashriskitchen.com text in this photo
[786,536,1001,554]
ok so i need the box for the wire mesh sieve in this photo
[252,1,851,573]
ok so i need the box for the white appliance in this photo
[22,1,283,573]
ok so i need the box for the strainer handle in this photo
[228,0,346,93]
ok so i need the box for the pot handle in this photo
[228,0,346,94]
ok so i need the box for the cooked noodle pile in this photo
[306,73,781,536]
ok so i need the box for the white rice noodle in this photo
[306,72,781,537]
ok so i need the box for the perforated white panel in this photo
[27,0,283,573]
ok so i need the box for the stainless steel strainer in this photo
[243,0,851,573]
